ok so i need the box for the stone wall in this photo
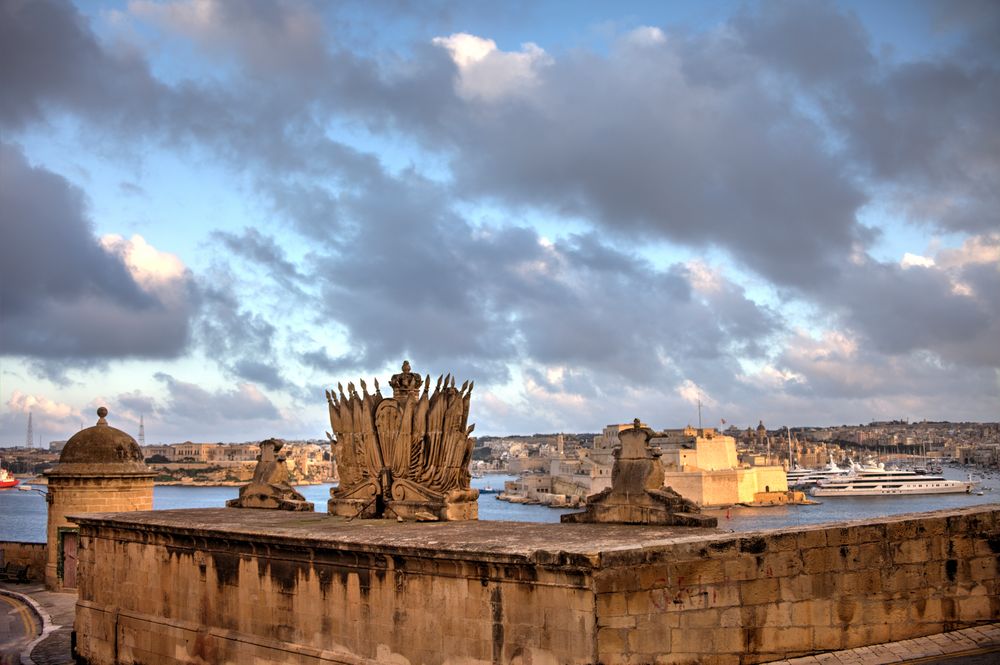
[73,513,598,665]
[0,541,46,582]
[592,507,1000,663]
[46,475,153,590]
[71,505,1000,665]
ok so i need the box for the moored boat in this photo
[810,463,975,497]
[786,461,851,489]
[0,462,19,489]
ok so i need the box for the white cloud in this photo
[686,260,724,294]
[900,252,935,268]
[676,379,713,407]
[433,33,550,102]
[6,390,75,420]
[624,26,667,47]
[935,233,1000,269]
[100,234,187,293]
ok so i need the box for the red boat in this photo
[0,465,19,489]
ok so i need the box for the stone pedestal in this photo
[226,438,313,511]
[328,482,477,521]
[562,418,717,527]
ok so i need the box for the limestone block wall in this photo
[71,505,1000,665]
[73,521,596,665]
[592,507,1000,664]
[46,476,153,590]
[748,466,787,494]
[0,541,46,581]
[661,473,706,505]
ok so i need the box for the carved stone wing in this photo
[375,399,403,474]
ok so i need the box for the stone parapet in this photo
[70,504,1000,664]
[0,541,47,582]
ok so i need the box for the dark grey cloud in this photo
[0,142,195,361]
[299,348,359,375]
[115,390,158,417]
[0,0,173,135]
[824,259,994,364]
[196,273,287,390]
[734,1,1000,236]
[213,227,309,297]
[392,29,869,290]
[154,372,281,422]
[303,161,778,388]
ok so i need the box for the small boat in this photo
[0,462,19,489]
[478,485,498,494]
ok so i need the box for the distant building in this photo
[656,426,787,507]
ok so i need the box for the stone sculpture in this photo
[226,438,314,511]
[562,419,717,526]
[326,361,478,520]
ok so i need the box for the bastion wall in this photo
[71,504,1000,665]
[0,541,46,582]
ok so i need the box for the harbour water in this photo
[2,469,996,543]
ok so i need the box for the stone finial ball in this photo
[97,407,108,418]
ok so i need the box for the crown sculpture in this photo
[326,361,478,520]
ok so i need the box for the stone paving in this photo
[766,623,1000,665]
[0,582,74,665]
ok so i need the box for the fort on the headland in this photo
[9,362,1000,665]
[504,422,794,509]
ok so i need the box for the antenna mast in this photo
[138,414,146,446]
[26,411,34,449]
[697,398,703,430]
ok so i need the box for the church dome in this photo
[46,408,153,477]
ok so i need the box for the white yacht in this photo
[786,461,851,489]
[810,463,976,497]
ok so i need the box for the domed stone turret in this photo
[44,408,155,591]
[48,407,148,475]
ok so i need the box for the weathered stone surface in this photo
[44,408,154,591]
[326,361,478,521]
[70,504,1000,665]
[226,438,313,511]
[562,419,717,527]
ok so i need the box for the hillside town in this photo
[2,439,333,486]
[2,420,998,493]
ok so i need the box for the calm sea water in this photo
[2,469,997,544]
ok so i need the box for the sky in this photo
[1,0,998,445]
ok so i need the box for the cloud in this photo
[195,271,288,390]
[3,0,998,434]
[0,390,83,442]
[0,142,196,362]
[420,27,868,289]
[433,33,550,101]
[154,372,281,423]
[212,227,309,297]
[732,2,1000,236]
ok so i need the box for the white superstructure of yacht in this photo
[810,463,975,497]
[786,461,851,489]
